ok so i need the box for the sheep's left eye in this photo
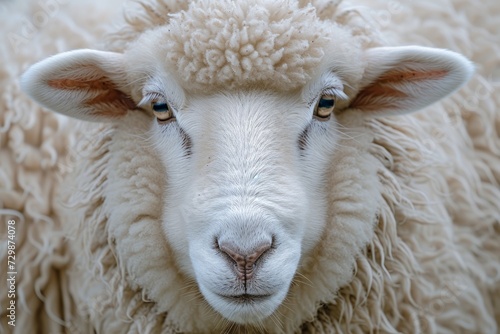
[314,96,335,120]
[151,100,174,122]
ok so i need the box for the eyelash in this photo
[307,87,345,108]
[138,92,165,107]
[322,88,346,100]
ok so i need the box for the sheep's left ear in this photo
[350,46,474,115]
[21,49,135,122]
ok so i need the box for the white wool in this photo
[1,0,499,333]
[163,0,331,91]
[122,0,363,94]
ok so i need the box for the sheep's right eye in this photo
[151,100,174,122]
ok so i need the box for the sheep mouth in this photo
[216,293,272,303]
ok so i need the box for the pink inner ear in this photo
[47,77,136,117]
[351,69,448,111]
[378,69,448,83]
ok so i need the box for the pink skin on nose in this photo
[218,243,271,281]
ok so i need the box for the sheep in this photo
[2,0,499,332]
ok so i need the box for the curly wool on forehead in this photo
[157,0,348,91]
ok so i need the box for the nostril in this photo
[245,243,271,266]
[217,241,272,279]
[218,243,246,266]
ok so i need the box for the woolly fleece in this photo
[1,0,500,333]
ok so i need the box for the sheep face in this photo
[152,89,340,323]
[21,11,473,329]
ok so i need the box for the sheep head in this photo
[21,0,473,331]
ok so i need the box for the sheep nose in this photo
[218,242,272,280]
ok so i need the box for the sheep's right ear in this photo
[21,49,136,122]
